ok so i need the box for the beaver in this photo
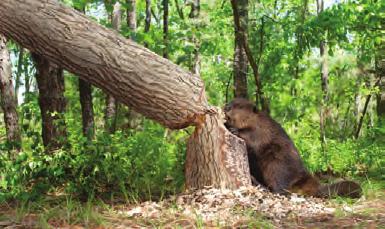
[224,98,361,198]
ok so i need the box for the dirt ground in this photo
[0,191,384,228]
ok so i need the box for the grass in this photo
[0,177,383,228]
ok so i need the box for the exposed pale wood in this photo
[185,109,251,189]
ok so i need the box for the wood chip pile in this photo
[118,186,335,224]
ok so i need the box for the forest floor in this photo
[0,186,384,229]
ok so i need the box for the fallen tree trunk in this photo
[0,0,251,189]
[0,0,209,129]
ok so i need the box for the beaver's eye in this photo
[224,104,231,112]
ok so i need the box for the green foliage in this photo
[0,119,186,202]
[0,0,384,204]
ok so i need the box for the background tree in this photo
[104,1,122,133]
[317,0,329,155]
[0,35,21,151]
[232,0,248,98]
[231,0,269,111]
[32,54,67,150]
[75,2,95,140]
[189,0,201,75]
[14,46,24,103]
[144,0,151,47]
[376,43,385,124]
[163,0,169,59]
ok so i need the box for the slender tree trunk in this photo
[355,94,372,139]
[0,35,21,150]
[291,0,308,97]
[105,1,122,133]
[144,0,152,48]
[175,0,184,20]
[32,53,67,150]
[76,5,95,140]
[230,0,268,111]
[319,40,328,146]
[14,46,24,103]
[126,0,136,36]
[317,0,328,153]
[189,0,200,75]
[79,79,94,139]
[125,0,143,129]
[232,0,248,99]
[23,55,32,102]
[376,44,385,124]
[0,0,252,189]
[144,0,151,33]
[163,0,169,59]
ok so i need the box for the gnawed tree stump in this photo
[186,109,251,189]
[0,0,251,190]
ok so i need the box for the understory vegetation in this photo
[0,0,384,227]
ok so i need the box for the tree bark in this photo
[125,0,143,130]
[163,0,169,59]
[0,0,252,189]
[126,0,136,35]
[76,5,95,140]
[376,44,385,123]
[14,46,24,103]
[230,0,269,111]
[145,0,152,32]
[144,0,151,47]
[232,0,248,99]
[189,0,200,75]
[24,55,32,102]
[79,78,95,139]
[105,1,122,133]
[0,35,21,150]
[32,53,67,150]
[319,40,328,147]
[185,110,251,189]
[0,0,210,129]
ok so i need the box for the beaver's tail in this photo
[317,180,362,198]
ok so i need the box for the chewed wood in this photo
[185,109,251,189]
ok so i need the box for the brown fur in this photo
[224,98,361,198]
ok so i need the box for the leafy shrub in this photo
[0,120,187,202]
